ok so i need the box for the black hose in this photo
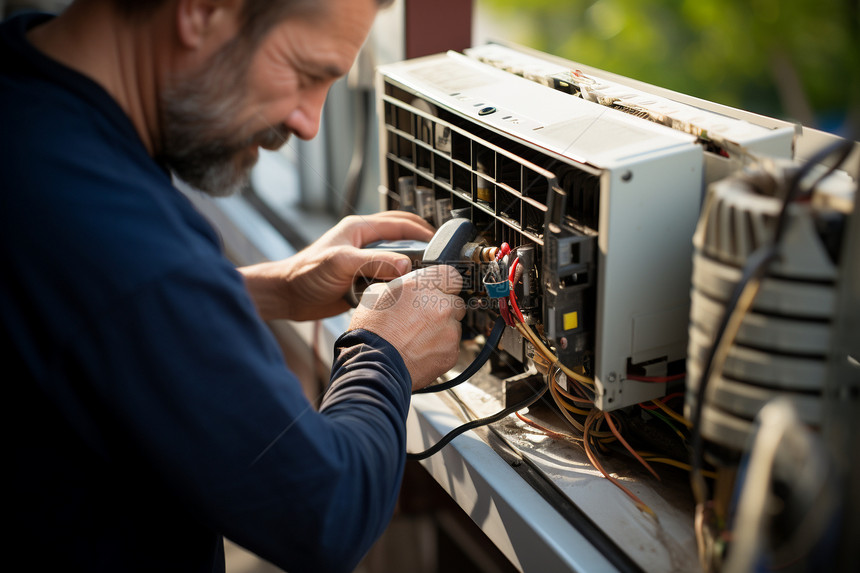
[407,380,548,461]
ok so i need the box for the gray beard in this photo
[158,61,291,197]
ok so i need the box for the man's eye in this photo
[304,74,325,87]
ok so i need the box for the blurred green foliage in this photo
[478,0,859,134]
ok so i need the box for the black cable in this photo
[689,139,856,501]
[801,142,855,202]
[407,380,548,461]
[689,245,777,501]
[413,315,507,394]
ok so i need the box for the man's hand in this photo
[349,266,466,391]
[239,211,434,322]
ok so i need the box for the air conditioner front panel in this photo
[377,52,706,410]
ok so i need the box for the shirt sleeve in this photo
[57,257,413,573]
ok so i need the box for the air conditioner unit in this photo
[376,44,794,412]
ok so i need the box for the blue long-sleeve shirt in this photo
[1,13,411,572]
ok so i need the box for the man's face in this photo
[159,0,379,197]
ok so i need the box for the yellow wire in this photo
[605,412,661,481]
[650,399,692,428]
[645,408,688,441]
[554,397,592,417]
[667,426,688,443]
[641,456,718,480]
[549,378,616,440]
[518,319,681,507]
[549,378,587,433]
[515,321,595,387]
[693,272,766,505]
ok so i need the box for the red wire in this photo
[508,256,519,283]
[499,298,514,326]
[490,243,514,325]
[509,291,525,324]
[507,257,525,323]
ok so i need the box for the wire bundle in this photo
[408,240,699,516]
[501,247,710,517]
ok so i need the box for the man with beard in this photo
[0,1,466,571]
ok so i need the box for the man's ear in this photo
[175,0,242,51]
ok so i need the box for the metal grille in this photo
[381,83,603,248]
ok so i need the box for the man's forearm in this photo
[238,262,290,321]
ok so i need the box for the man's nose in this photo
[285,86,329,140]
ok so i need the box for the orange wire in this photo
[505,265,657,515]
[583,410,657,519]
[604,412,661,481]
[515,412,582,443]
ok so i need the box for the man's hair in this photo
[110,0,393,52]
